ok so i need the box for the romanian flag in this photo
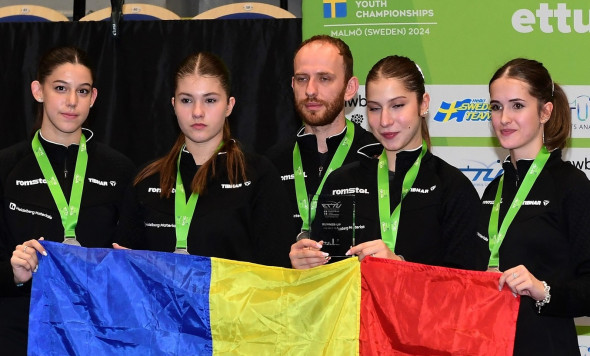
[28,242,519,355]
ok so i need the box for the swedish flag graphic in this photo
[324,0,347,18]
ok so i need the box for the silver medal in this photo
[296,230,310,241]
[62,237,81,246]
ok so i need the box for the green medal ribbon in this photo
[293,119,355,231]
[174,142,224,250]
[32,130,88,240]
[377,140,427,252]
[488,146,550,267]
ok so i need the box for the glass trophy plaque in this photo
[308,193,356,262]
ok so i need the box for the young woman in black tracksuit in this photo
[0,46,135,355]
[479,58,590,355]
[290,55,488,270]
[115,52,293,268]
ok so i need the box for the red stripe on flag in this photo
[360,257,519,355]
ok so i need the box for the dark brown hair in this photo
[294,35,354,83]
[134,52,246,197]
[366,55,431,149]
[33,46,94,131]
[489,58,570,150]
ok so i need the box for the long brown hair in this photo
[366,55,431,149]
[489,58,570,150]
[134,52,246,197]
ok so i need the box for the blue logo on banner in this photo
[434,99,490,123]
[571,95,590,122]
[460,160,503,183]
[324,0,347,18]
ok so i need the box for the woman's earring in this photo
[36,98,43,103]
[422,109,429,116]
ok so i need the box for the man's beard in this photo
[295,88,346,127]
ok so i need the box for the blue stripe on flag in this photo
[28,241,213,355]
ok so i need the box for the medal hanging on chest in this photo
[173,142,224,254]
[32,131,87,247]
[377,141,426,252]
[293,120,355,235]
[487,146,550,268]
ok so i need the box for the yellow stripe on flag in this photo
[210,258,360,355]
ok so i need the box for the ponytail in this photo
[544,83,571,150]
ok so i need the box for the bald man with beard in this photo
[267,35,376,268]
